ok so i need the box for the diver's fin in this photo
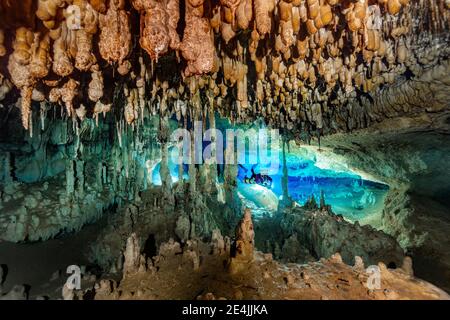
[238,164,248,172]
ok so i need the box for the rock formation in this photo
[0,0,446,133]
[116,233,148,279]
[87,226,449,300]
[280,205,405,266]
[0,0,449,302]
[229,207,255,274]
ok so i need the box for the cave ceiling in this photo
[0,0,449,139]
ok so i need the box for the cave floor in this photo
[0,215,108,299]
[92,241,449,300]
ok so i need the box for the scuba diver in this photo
[241,165,273,188]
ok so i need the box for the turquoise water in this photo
[236,151,389,222]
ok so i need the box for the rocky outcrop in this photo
[123,233,147,278]
[314,129,450,292]
[0,115,130,242]
[229,208,255,274]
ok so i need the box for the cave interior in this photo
[0,0,449,300]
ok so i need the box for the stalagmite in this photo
[0,0,449,303]
[76,160,85,197]
[229,208,255,274]
[98,0,132,74]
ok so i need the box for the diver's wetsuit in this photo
[243,166,272,187]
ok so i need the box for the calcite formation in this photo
[7,28,51,130]
[73,0,99,72]
[98,0,132,75]
[86,229,450,300]
[88,68,104,102]
[0,29,5,56]
[279,205,404,266]
[123,233,147,277]
[0,0,449,302]
[49,78,79,117]
[132,0,180,60]
[229,208,255,274]
[52,25,74,77]
[0,0,445,131]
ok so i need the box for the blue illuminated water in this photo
[236,153,389,223]
[148,116,389,223]
[150,146,389,223]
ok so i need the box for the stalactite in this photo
[88,67,104,102]
[180,0,215,76]
[2,152,13,184]
[0,29,6,56]
[254,0,276,36]
[49,79,79,118]
[132,0,170,60]
[52,24,74,77]
[71,0,99,72]
[207,99,218,195]
[7,28,39,130]
[136,56,146,122]
[66,159,75,195]
[188,129,197,195]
